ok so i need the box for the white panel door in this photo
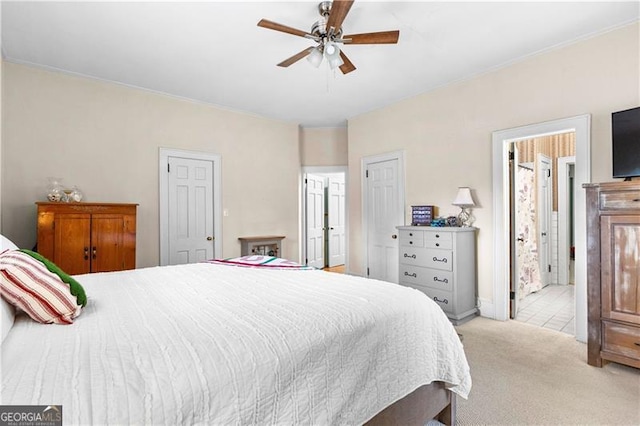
[327,176,346,267]
[366,159,401,283]
[305,174,325,269]
[168,156,214,264]
[537,154,553,286]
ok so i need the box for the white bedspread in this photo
[1,263,471,425]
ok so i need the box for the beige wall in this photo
[300,126,348,166]
[348,23,639,305]
[2,63,301,267]
[0,57,3,230]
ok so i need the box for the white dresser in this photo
[397,226,478,325]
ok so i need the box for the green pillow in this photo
[19,249,87,307]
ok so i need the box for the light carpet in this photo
[455,317,640,425]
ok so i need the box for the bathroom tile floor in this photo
[515,284,575,335]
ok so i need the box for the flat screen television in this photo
[612,106,640,179]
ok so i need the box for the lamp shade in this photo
[306,46,323,68]
[452,187,475,207]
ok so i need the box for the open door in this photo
[510,145,520,318]
[327,176,346,267]
[305,173,325,269]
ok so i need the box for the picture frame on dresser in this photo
[397,225,478,325]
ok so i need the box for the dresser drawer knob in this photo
[434,277,449,284]
[404,253,417,259]
[434,296,448,304]
[433,256,447,263]
[435,243,440,247]
[409,241,413,244]
[404,272,417,278]
[409,232,413,236]
[435,234,440,238]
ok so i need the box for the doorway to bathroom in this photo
[511,132,577,335]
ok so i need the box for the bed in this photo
[1,251,471,425]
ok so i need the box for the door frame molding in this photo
[557,155,576,286]
[301,166,348,271]
[492,115,590,342]
[361,150,406,278]
[536,153,553,287]
[159,148,222,266]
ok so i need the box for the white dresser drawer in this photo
[400,265,453,292]
[425,231,452,242]
[412,285,454,314]
[424,248,453,271]
[399,247,427,266]
[399,229,424,247]
[425,239,452,249]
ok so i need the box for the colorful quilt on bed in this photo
[206,255,314,269]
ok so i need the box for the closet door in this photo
[601,215,640,325]
[91,215,124,273]
[54,213,91,275]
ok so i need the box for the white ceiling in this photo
[2,1,638,127]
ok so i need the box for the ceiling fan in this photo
[257,0,399,75]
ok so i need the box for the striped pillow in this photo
[0,250,82,324]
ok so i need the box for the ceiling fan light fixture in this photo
[324,41,343,70]
[306,46,324,68]
[258,1,400,75]
[324,41,338,57]
[328,54,344,70]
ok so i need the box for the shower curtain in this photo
[517,166,543,303]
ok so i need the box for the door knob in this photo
[207,236,213,241]
[391,234,398,239]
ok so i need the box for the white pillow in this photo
[0,234,18,251]
[1,297,15,344]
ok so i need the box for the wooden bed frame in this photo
[367,382,456,425]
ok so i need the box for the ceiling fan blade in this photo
[326,0,355,35]
[277,47,315,67]
[343,30,400,44]
[258,19,311,38]
[339,51,356,74]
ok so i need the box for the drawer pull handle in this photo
[634,198,640,202]
[635,342,640,347]
[435,234,440,238]
[404,272,417,278]
[409,233,413,236]
[410,241,413,245]
[434,296,448,304]
[435,243,440,247]
[92,246,97,260]
[84,247,89,260]
[404,253,417,259]
[433,256,447,263]
[434,277,449,284]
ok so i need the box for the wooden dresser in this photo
[585,182,640,368]
[397,226,478,325]
[36,202,137,275]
